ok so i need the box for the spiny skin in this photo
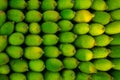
[93,59,113,71]
[27,0,40,10]
[58,20,73,32]
[1,0,120,78]
[106,0,120,11]
[73,10,94,23]
[0,65,10,74]
[44,46,61,58]
[110,9,120,20]
[10,73,26,80]
[105,21,120,35]
[41,0,57,11]
[8,32,24,45]
[60,9,75,20]
[27,71,44,80]
[42,34,59,45]
[57,0,74,10]
[0,11,6,27]
[0,35,7,52]
[45,58,63,72]
[25,10,42,23]
[109,46,120,58]
[63,57,79,69]
[89,23,105,36]
[24,47,43,59]
[110,70,120,80]
[111,59,120,70]
[59,44,76,57]
[25,34,42,46]
[6,46,23,59]
[9,0,27,9]
[91,0,108,11]
[29,59,45,72]
[94,34,112,46]
[0,0,8,10]
[0,74,9,80]
[73,23,89,35]
[62,70,76,80]
[29,23,41,34]
[92,47,110,59]
[44,71,62,80]
[92,11,111,25]
[10,59,28,72]
[74,0,92,10]
[92,72,112,80]
[74,35,95,48]
[7,9,25,22]
[75,49,93,61]
[0,22,14,35]
[110,34,120,45]
[0,53,9,65]
[59,32,77,43]
[41,22,59,33]
[76,72,91,80]
[43,10,60,22]
[78,62,97,74]
[15,22,28,34]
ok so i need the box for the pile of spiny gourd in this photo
[1,0,120,80]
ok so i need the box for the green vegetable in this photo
[45,58,63,72]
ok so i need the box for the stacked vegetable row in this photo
[1,0,120,80]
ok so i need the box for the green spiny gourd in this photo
[15,22,28,34]
[24,47,44,59]
[109,46,120,58]
[6,46,23,59]
[0,11,6,27]
[0,35,7,52]
[10,73,26,80]
[0,22,14,35]
[63,57,79,69]
[27,71,44,80]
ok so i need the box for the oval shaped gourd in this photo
[0,36,7,52]
[105,21,120,34]
[0,22,14,35]
[0,0,8,10]
[0,11,6,27]
[110,34,120,45]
